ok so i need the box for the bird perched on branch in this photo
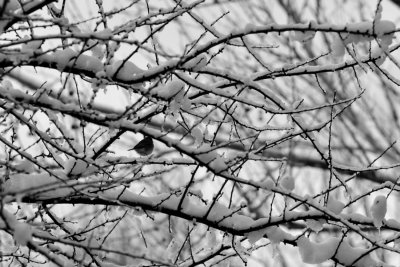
[129,136,154,156]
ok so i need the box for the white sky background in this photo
[41,0,400,262]
[4,0,400,266]
[55,0,400,113]
[23,0,394,111]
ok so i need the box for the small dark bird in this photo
[129,136,154,156]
